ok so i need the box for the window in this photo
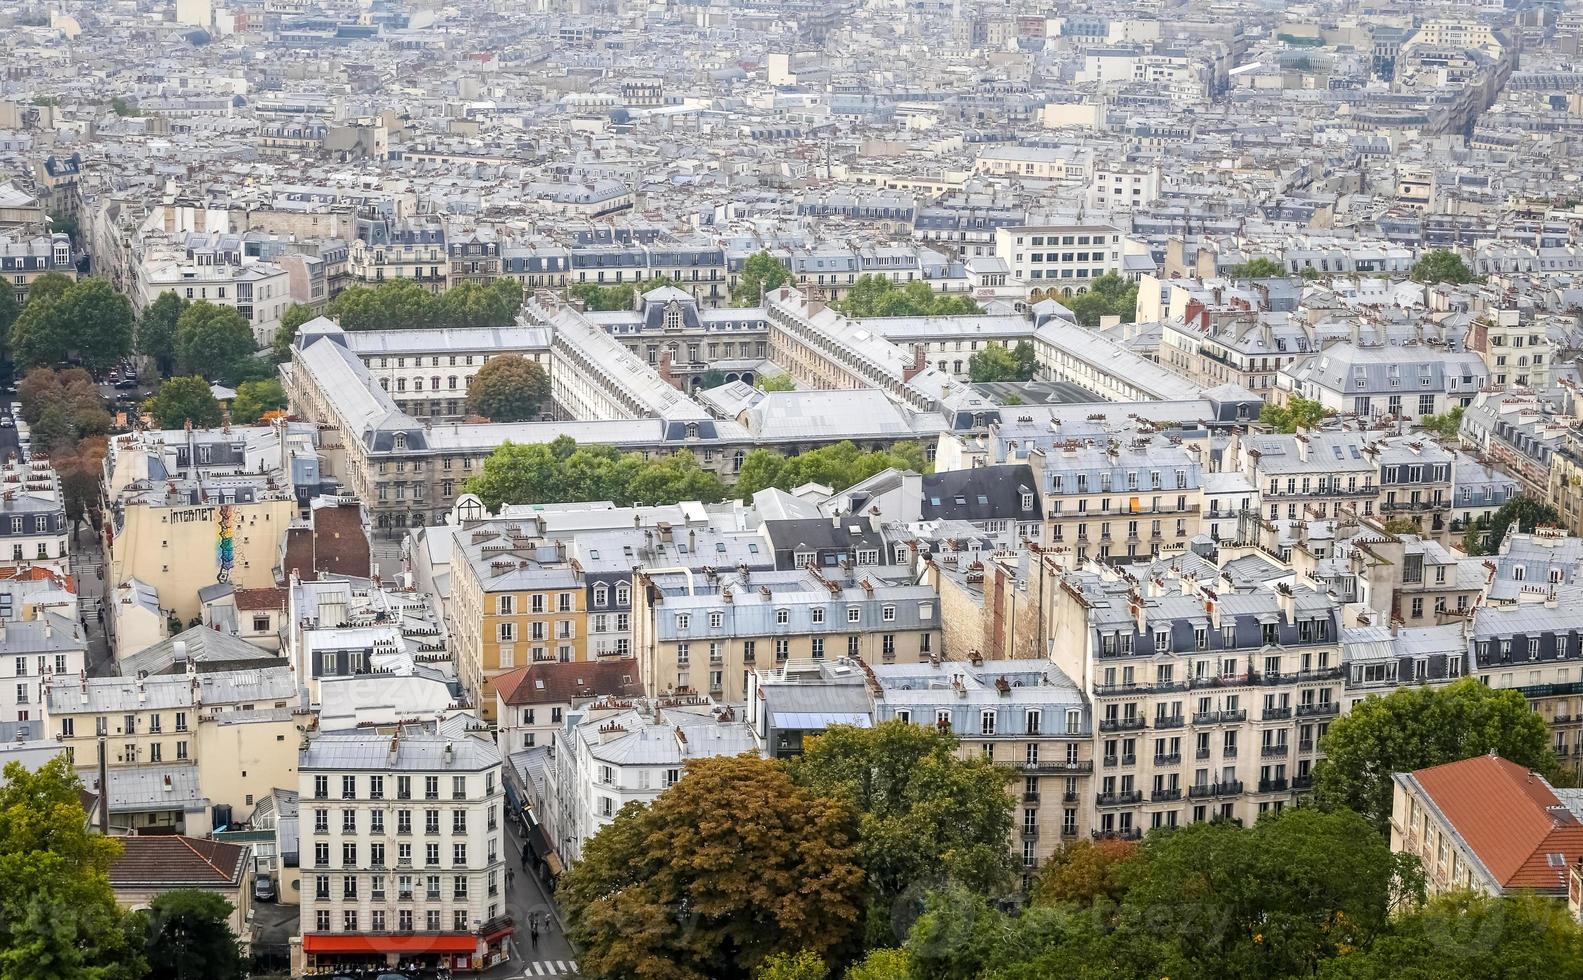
[981,710,997,735]
[882,605,896,622]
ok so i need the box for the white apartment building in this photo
[296,726,512,976]
[134,231,292,346]
[994,223,1126,300]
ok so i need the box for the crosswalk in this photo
[523,961,578,977]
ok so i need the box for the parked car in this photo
[252,875,275,902]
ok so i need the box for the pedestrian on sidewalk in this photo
[530,924,539,950]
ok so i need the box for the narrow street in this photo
[68,528,113,676]
[479,817,578,978]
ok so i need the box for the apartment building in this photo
[0,611,85,723]
[493,657,643,753]
[295,726,512,976]
[1276,343,1486,421]
[347,213,448,293]
[1159,314,1315,394]
[446,229,500,287]
[1049,573,1356,835]
[0,457,70,572]
[1373,437,1455,538]
[543,302,713,424]
[133,231,292,345]
[870,657,1094,872]
[0,231,74,302]
[1471,308,1552,390]
[632,566,941,703]
[1025,435,1204,564]
[449,523,587,720]
[1031,321,1207,403]
[1229,431,1378,524]
[993,222,1125,302]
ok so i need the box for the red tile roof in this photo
[108,835,248,889]
[234,587,287,612]
[497,658,644,706]
[1410,754,1583,893]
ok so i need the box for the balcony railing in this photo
[1096,791,1144,807]
[1257,778,1289,792]
[1153,753,1182,765]
[1022,791,1040,803]
[1153,715,1185,730]
[1261,744,1290,757]
[1188,780,1243,798]
[1292,774,1314,790]
[1021,826,1039,839]
[1150,788,1182,802]
[1019,760,1094,774]
[1091,828,1143,841]
[1297,739,1315,752]
[1099,718,1147,733]
[1261,707,1293,721]
[1296,702,1339,718]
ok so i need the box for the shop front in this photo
[301,931,492,975]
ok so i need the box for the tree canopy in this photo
[1260,396,1328,433]
[464,437,724,511]
[137,890,246,980]
[835,277,981,318]
[0,756,145,980]
[17,368,111,454]
[756,374,796,392]
[569,276,676,312]
[229,379,287,424]
[145,376,222,430]
[1065,273,1137,327]
[1314,677,1558,834]
[271,302,318,361]
[1410,249,1475,285]
[1418,406,1463,441]
[561,755,865,980]
[135,291,188,377]
[0,283,18,364]
[1228,258,1287,279]
[11,277,133,374]
[786,721,1015,947]
[1462,495,1560,556]
[968,340,1038,383]
[327,278,522,330]
[733,251,792,306]
[465,354,551,422]
[174,302,257,382]
[734,441,929,503]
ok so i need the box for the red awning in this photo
[481,924,515,944]
[303,933,479,955]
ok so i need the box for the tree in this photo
[464,440,725,511]
[1410,249,1474,285]
[12,277,133,373]
[843,949,913,980]
[1316,891,1583,980]
[16,367,110,449]
[733,251,792,306]
[136,291,188,377]
[0,756,145,980]
[1299,266,1324,281]
[561,755,865,980]
[230,379,286,424]
[1314,677,1558,834]
[754,951,828,980]
[1419,406,1463,441]
[734,442,930,502]
[327,279,442,330]
[1033,838,1141,907]
[623,449,725,506]
[756,374,796,392]
[1228,258,1287,279]
[835,277,981,318]
[53,436,108,532]
[271,303,317,361]
[1064,273,1138,327]
[1463,495,1561,556]
[138,890,245,980]
[174,302,255,381]
[145,376,222,430]
[786,721,1015,947]
[466,354,551,422]
[1383,517,1423,535]
[109,96,140,118]
[1259,396,1327,432]
[0,282,16,363]
[969,341,1037,383]
[46,210,80,244]
[440,279,523,327]
[697,368,728,390]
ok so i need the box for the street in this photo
[480,817,579,978]
[68,529,113,676]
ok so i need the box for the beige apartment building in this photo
[633,566,942,703]
[1026,436,1204,564]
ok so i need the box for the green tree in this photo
[1299,266,1323,281]
[16,367,110,448]
[1228,258,1287,279]
[843,948,913,980]
[697,368,728,390]
[1462,495,1561,556]
[12,277,133,374]
[464,440,726,510]
[0,287,19,365]
[836,276,981,318]
[440,279,523,327]
[755,950,828,980]
[109,96,140,118]
[465,354,551,422]
[22,272,73,308]
[1314,677,1558,835]
[271,302,317,361]
[756,374,796,392]
[570,275,676,313]
[327,279,442,330]
[0,756,145,980]
[1260,395,1328,433]
[968,341,1037,383]
[1419,406,1463,441]
[138,890,245,980]
[46,210,80,244]
[734,441,930,502]
[1410,249,1475,285]
[1034,838,1141,907]
[561,755,865,980]
[623,448,725,505]
[230,379,286,424]
[1383,517,1423,535]
[1064,272,1138,327]
[145,376,222,430]
[1316,891,1583,980]
[733,251,792,306]
[174,301,255,380]
[135,291,188,377]
[787,721,1015,947]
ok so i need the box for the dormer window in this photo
[393,432,407,451]
[664,305,682,330]
[1021,491,1034,511]
[685,423,699,439]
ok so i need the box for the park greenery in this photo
[1064,272,1137,327]
[1409,249,1475,285]
[326,278,522,331]
[1259,395,1328,432]
[733,251,792,306]
[834,276,981,318]
[16,367,111,531]
[569,275,677,312]
[229,379,287,424]
[463,437,930,512]
[465,354,551,422]
[1314,678,1558,835]
[1227,257,1288,279]
[1462,495,1562,556]
[756,374,796,392]
[144,376,223,431]
[968,340,1038,383]
[10,275,133,374]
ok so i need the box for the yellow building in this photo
[450,522,589,720]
